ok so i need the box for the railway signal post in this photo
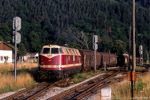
[93,35,98,72]
[146,0,150,87]
[139,45,143,65]
[13,17,21,81]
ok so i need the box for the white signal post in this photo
[13,17,21,81]
[139,45,143,65]
[93,35,98,72]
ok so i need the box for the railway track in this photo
[2,79,69,100]
[3,67,147,100]
[48,70,125,100]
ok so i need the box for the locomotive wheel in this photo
[64,73,68,78]
[36,74,42,82]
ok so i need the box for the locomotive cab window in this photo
[51,48,59,54]
[42,48,50,54]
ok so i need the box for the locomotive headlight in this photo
[56,62,59,67]
[56,62,61,70]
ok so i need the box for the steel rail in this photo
[73,71,120,99]
[26,78,69,100]
[48,72,112,100]
[26,83,55,100]
[75,76,125,100]
[74,71,120,93]
[48,71,120,100]
[3,82,49,100]
[76,81,112,100]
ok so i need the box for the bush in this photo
[135,78,146,92]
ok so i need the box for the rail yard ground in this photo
[0,64,150,99]
[0,63,38,94]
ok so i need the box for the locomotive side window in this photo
[73,50,76,55]
[73,56,75,61]
[76,50,80,55]
[68,49,72,54]
[51,48,59,54]
[59,48,64,53]
[42,48,50,54]
[75,50,78,55]
[67,49,71,55]
[66,49,70,54]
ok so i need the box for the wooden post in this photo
[149,0,150,66]
[131,0,136,99]
[132,0,136,72]
[129,25,131,70]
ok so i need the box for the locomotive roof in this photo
[43,45,78,50]
[42,45,80,55]
[42,45,59,48]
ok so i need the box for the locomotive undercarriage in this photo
[37,67,81,80]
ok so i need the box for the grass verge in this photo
[0,63,38,94]
[0,73,36,94]
[112,73,150,99]
[0,63,38,72]
[71,71,98,83]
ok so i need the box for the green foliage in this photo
[0,23,11,42]
[112,40,126,55]
[0,0,149,58]
[18,43,27,56]
[71,72,95,83]
[28,31,41,52]
[135,78,146,92]
[0,85,15,94]
[98,36,113,52]
[20,67,28,75]
[0,35,4,41]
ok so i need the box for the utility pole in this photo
[129,25,131,70]
[149,0,150,66]
[131,0,136,99]
[132,0,136,72]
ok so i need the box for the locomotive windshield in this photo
[42,47,64,54]
[42,48,50,54]
[51,48,64,54]
[51,48,59,54]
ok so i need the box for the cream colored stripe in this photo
[61,63,82,67]
[40,63,82,68]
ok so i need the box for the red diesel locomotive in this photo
[38,45,82,79]
[38,45,119,80]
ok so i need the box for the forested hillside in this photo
[0,0,149,58]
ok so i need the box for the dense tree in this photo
[28,31,41,52]
[0,36,4,41]
[112,40,126,55]
[18,43,27,56]
[98,35,113,53]
[0,23,11,42]
[0,0,149,58]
